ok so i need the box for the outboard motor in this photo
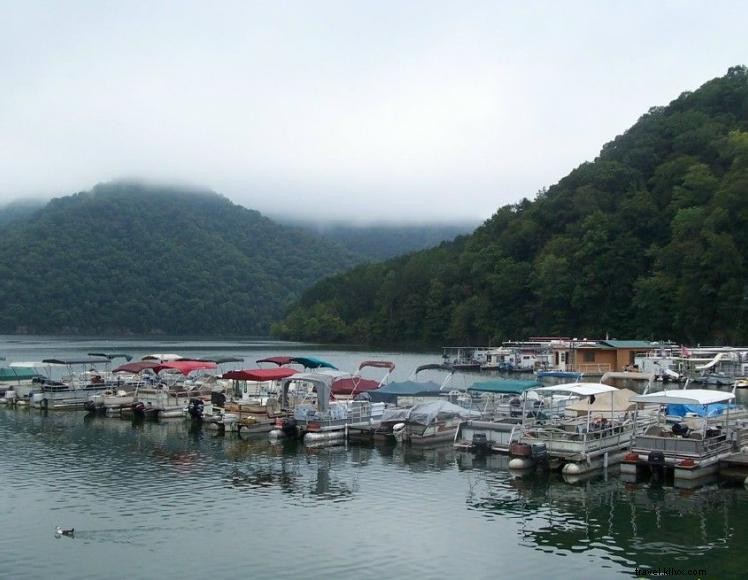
[210,392,226,407]
[281,417,298,438]
[187,398,205,421]
[532,443,549,469]
[648,450,666,480]
[472,433,489,454]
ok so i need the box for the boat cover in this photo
[87,353,133,361]
[358,360,396,371]
[155,360,218,375]
[405,400,479,425]
[665,403,735,418]
[113,361,162,374]
[468,379,541,394]
[42,357,110,365]
[0,366,42,381]
[223,368,297,381]
[289,356,338,369]
[331,377,381,396]
[366,380,443,403]
[256,356,294,366]
[630,389,736,405]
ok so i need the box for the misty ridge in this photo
[0,179,478,263]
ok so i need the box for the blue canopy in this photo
[290,356,337,370]
[468,379,541,394]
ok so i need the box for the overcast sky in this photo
[0,1,745,222]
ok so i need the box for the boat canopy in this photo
[282,372,335,411]
[406,400,479,425]
[358,360,395,371]
[180,356,244,364]
[256,356,294,366]
[468,379,541,394]
[533,383,618,396]
[0,366,43,381]
[141,354,181,362]
[113,361,162,374]
[10,361,59,369]
[331,377,380,396]
[156,360,217,375]
[223,368,297,381]
[289,356,337,369]
[415,363,454,374]
[370,380,442,396]
[365,379,443,404]
[87,353,133,361]
[565,388,639,414]
[42,357,110,366]
[630,389,736,406]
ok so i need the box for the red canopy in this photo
[113,361,162,374]
[331,377,382,396]
[223,368,297,381]
[155,360,217,375]
[256,356,294,366]
[358,360,396,371]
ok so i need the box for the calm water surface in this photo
[1,336,746,579]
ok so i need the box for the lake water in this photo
[1,336,745,579]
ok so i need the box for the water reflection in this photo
[460,456,743,574]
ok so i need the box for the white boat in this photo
[0,363,49,404]
[621,388,748,484]
[270,373,385,445]
[127,359,219,418]
[453,378,542,453]
[507,382,656,475]
[191,367,297,434]
[392,399,479,446]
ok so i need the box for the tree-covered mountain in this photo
[274,66,748,346]
[0,182,358,335]
[280,221,479,262]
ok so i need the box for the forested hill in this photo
[0,182,358,335]
[274,66,748,346]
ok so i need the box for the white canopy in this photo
[630,389,735,405]
[9,361,60,368]
[533,382,617,396]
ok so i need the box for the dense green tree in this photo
[0,182,359,335]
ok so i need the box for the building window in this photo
[583,351,595,363]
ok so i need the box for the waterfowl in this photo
[55,526,75,537]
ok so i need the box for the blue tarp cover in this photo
[666,403,733,417]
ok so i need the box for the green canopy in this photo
[467,379,541,394]
[0,366,42,382]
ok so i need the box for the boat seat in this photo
[688,432,703,440]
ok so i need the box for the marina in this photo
[2,336,748,579]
